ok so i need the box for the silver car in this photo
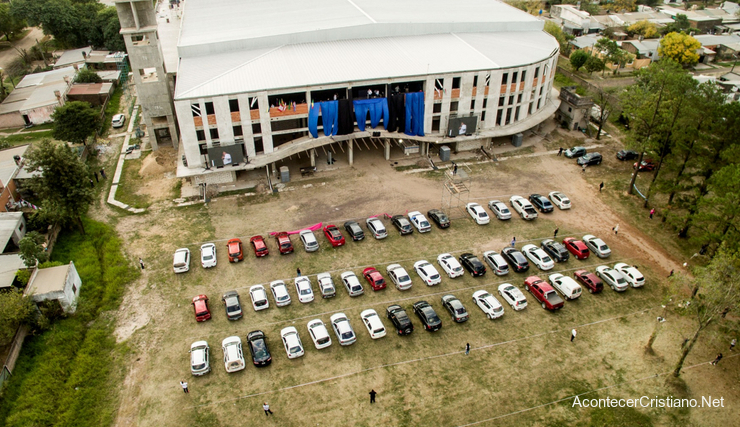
[340,271,364,297]
[190,341,211,376]
[316,272,336,298]
[488,200,512,220]
[366,217,388,239]
[299,230,320,252]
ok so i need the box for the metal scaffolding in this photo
[441,164,472,217]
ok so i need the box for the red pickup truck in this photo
[523,276,564,311]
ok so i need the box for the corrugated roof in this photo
[0,212,23,250]
[0,254,25,289]
[0,145,29,187]
[0,67,75,115]
[54,47,92,68]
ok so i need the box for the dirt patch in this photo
[140,147,177,178]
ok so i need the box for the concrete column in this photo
[174,100,202,168]
[423,76,435,135]
[440,75,453,136]
[473,71,487,117]
[484,70,503,129]
[348,139,354,166]
[257,91,273,153]
[310,149,316,167]
[197,98,213,146]
[213,95,234,142]
[457,72,475,116]
[236,94,255,159]
[384,139,390,160]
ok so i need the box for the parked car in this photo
[299,229,320,252]
[222,336,246,373]
[523,276,564,310]
[408,211,432,233]
[483,250,509,275]
[366,217,388,239]
[391,215,414,235]
[413,260,442,285]
[294,277,315,302]
[173,248,191,273]
[564,146,586,158]
[386,264,413,290]
[323,224,345,247]
[488,200,512,220]
[614,263,645,288]
[583,234,611,258]
[307,319,332,349]
[466,202,490,225]
[510,195,538,220]
[427,209,450,228]
[595,266,629,292]
[190,341,211,376]
[501,247,530,272]
[275,232,294,255]
[529,194,553,213]
[269,280,292,306]
[200,243,217,268]
[413,301,442,331]
[111,113,126,128]
[563,237,590,260]
[246,330,272,367]
[548,273,582,300]
[362,267,387,291]
[459,253,486,277]
[280,326,305,359]
[548,191,571,210]
[634,159,656,171]
[497,284,527,311]
[226,238,244,262]
[330,313,357,345]
[521,244,555,271]
[360,309,387,339]
[541,239,570,262]
[250,235,269,257]
[441,295,469,322]
[249,285,270,311]
[386,305,414,335]
[340,271,364,296]
[472,290,505,319]
[616,150,639,161]
[316,272,337,298]
[221,290,243,320]
[437,253,464,278]
[343,221,365,241]
[577,153,602,166]
[574,270,604,294]
[192,294,211,322]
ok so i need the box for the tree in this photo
[24,139,94,234]
[544,21,572,56]
[584,55,605,74]
[74,67,102,84]
[580,2,599,16]
[51,101,101,145]
[569,50,589,71]
[614,0,637,12]
[0,288,35,346]
[627,20,658,39]
[659,32,701,66]
[0,3,27,42]
[594,37,633,74]
[589,86,617,140]
[18,231,49,267]
[662,14,691,35]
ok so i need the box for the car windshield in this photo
[543,256,552,263]
[341,331,354,340]
[478,212,487,217]
[430,274,440,280]
[227,304,240,313]
[438,214,448,221]
[300,288,311,295]
[289,346,301,354]
[280,242,291,248]
[399,275,410,282]
[453,266,462,272]
[192,362,206,370]
[196,310,208,317]
[420,221,429,227]
[203,254,213,260]
[455,308,466,315]
[351,285,362,292]
[255,299,266,306]
[318,336,330,344]
[600,245,609,251]
[252,341,268,358]
[277,294,289,301]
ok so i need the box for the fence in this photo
[0,325,29,390]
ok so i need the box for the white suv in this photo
[222,336,245,373]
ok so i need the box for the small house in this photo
[26,261,82,314]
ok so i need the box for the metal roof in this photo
[0,212,23,252]
[0,145,29,187]
[0,67,75,115]
[0,254,25,289]
[28,263,71,296]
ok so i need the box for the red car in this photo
[275,232,294,255]
[563,237,590,260]
[227,238,244,262]
[250,235,269,257]
[192,294,211,321]
[323,224,345,247]
[523,276,564,311]
[633,159,655,171]
[362,267,387,291]
[574,270,604,294]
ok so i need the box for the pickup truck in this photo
[523,276,564,311]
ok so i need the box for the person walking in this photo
[557,147,563,156]
[553,228,559,239]
[571,328,577,342]
[369,389,377,404]
[263,402,273,416]
[711,353,723,365]
[94,171,99,183]
[89,178,95,188]
[668,270,674,278]
[599,182,604,192]
[139,258,145,270]
[582,164,586,173]
[296,267,301,277]
[100,168,107,179]
[180,380,189,393]
[453,163,458,175]
[510,237,516,248]
[613,224,619,235]
[649,208,655,219]
[731,338,736,351]
[465,343,470,355]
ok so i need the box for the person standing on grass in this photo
[94,171,99,183]
[465,343,470,355]
[731,338,736,351]
[571,328,577,342]
[668,270,674,278]
[296,267,301,277]
[711,353,723,365]
[139,258,145,270]
[582,164,586,173]
[100,168,107,179]
[263,402,273,416]
[613,224,619,235]
[599,182,604,192]
[180,380,189,393]
[369,389,377,404]
[558,147,563,156]
[511,237,516,248]
[553,228,559,239]
[649,208,655,219]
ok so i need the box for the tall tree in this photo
[0,288,35,346]
[589,86,617,140]
[51,101,101,145]
[569,50,589,71]
[661,14,691,35]
[18,231,49,267]
[544,21,572,56]
[692,164,740,254]
[0,3,27,42]
[584,55,605,74]
[659,32,701,66]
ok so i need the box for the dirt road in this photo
[0,27,45,71]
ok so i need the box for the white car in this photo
[190,341,211,376]
[366,217,388,239]
[386,264,413,290]
[360,309,387,339]
[483,250,509,275]
[583,234,611,258]
[330,313,357,345]
[548,191,571,210]
[316,272,337,298]
[509,195,538,220]
[269,280,291,307]
[408,211,432,233]
[307,319,332,349]
[488,200,512,220]
[249,285,270,311]
[294,276,314,303]
[200,243,217,268]
[222,336,245,373]
[521,244,555,271]
[596,265,629,292]
[111,113,126,128]
[466,202,490,225]
[497,284,527,310]
[614,263,645,288]
[299,229,320,252]
[548,273,583,300]
[173,248,190,273]
[340,271,364,296]
[413,260,442,286]
[437,253,464,278]
[472,290,504,319]
[280,326,305,359]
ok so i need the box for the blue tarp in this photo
[404,92,425,136]
[308,103,320,138]
[308,101,339,138]
[353,98,389,131]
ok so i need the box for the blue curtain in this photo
[308,103,320,138]
[353,98,389,131]
[404,92,425,136]
[319,101,338,136]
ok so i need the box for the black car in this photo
[577,153,602,166]
[459,253,486,277]
[343,221,365,241]
[412,301,442,332]
[616,150,639,161]
[391,215,414,235]
[541,239,570,263]
[246,330,272,367]
[501,247,530,272]
[427,209,450,228]
[529,194,553,213]
[386,305,414,335]
[441,295,469,322]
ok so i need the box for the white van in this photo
[221,336,245,373]
[548,273,582,300]
[173,248,191,273]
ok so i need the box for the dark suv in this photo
[386,305,414,335]
[529,194,553,213]
[501,247,529,272]
[343,221,365,241]
[459,253,486,277]
[577,153,602,166]
[391,215,414,235]
[427,209,450,228]
[541,239,570,263]
[616,150,638,161]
